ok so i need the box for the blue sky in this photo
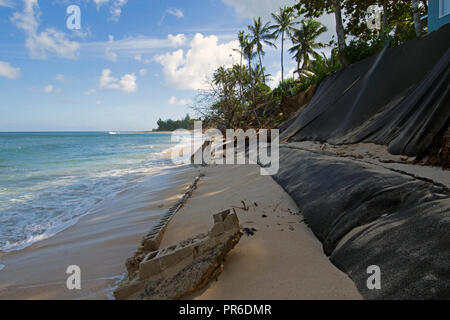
[0,0,335,131]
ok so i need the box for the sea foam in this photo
[0,132,179,253]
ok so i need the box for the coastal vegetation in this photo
[192,0,428,130]
[153,114,196,131]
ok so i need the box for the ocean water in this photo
[0,132,180,252]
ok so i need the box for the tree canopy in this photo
[154,114,195,131]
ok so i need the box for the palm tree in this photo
[271,7,298,83]
[234,31,249,97]
[289,18,328,79]
[251,63,266,85]
[243,40,256,101]
[247,17,276,84]
[243,40,255,75]
[331,0,346,52]
[236,31,247,72]
[411,0,422,37]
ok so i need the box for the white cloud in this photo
[105,47,117,61]
[168,34,186,47]
[159,7,184,25]
[0,0,14,8]
[85,88,96,95]
[99,69,137,93]
[11,0,79,59]
[0,61,21,79]
[93,0,128,21]
[44,84,53,94]
[55,74,65,81]
[138,68,147,76]
[168,96,177,105]
[43,85,60,94]
[109,0,128,21]
[93,0,109,6]
[105,35,118,61]
[268,67,297,89]
[168,96,192,106]
[167,8,184,18]
[83,34,187,60]
[221,0,292,20]
[155,33,241,91]
[118,73,137,93]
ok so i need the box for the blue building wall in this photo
[428,0,450,32]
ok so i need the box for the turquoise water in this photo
[0,132,177,252]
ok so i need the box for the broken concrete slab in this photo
[124,176,201,274]
[114,209,242,300]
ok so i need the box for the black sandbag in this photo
[273,146,450,299]
[280,24,450,157]
[331,199,450,300]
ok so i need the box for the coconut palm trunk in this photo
[248,55,254,101]
[281,30,285,82]
[239,49,243,99]
[271,7,297,85]
[248,17,276,86]
[382,0,388,37]
[258,51,265,84]
[411,0,422,37]
[332,0,346,51]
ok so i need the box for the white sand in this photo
[160,164,362,300]
[0,161,363,300]
[285,141,450,187]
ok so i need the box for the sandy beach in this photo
[160,164,361,300]
[0,161,362,300]
[0,166,199,300]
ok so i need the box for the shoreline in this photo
[0,165,199,300]
[4,136,447,299]
[0,160,363,300]
[156,164,362,300]
[112,161,362,300]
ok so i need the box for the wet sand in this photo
[160,164,362,300]
[0,166,198,300]
[0,162,362,300]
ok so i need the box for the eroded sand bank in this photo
[160,164,362,300]
[1,163,362,300]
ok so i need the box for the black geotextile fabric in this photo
[280,24,450,157]
[274,147,450,299]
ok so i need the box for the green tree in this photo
[247,17,276,84]
[195,64,247,127]
[243,35,256,100]
[342,0,426,43]
[154,114,195,131]
[293,0,347,52]
[271,7,298,83]
[234,31,250,98]
[289,18,328,78]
